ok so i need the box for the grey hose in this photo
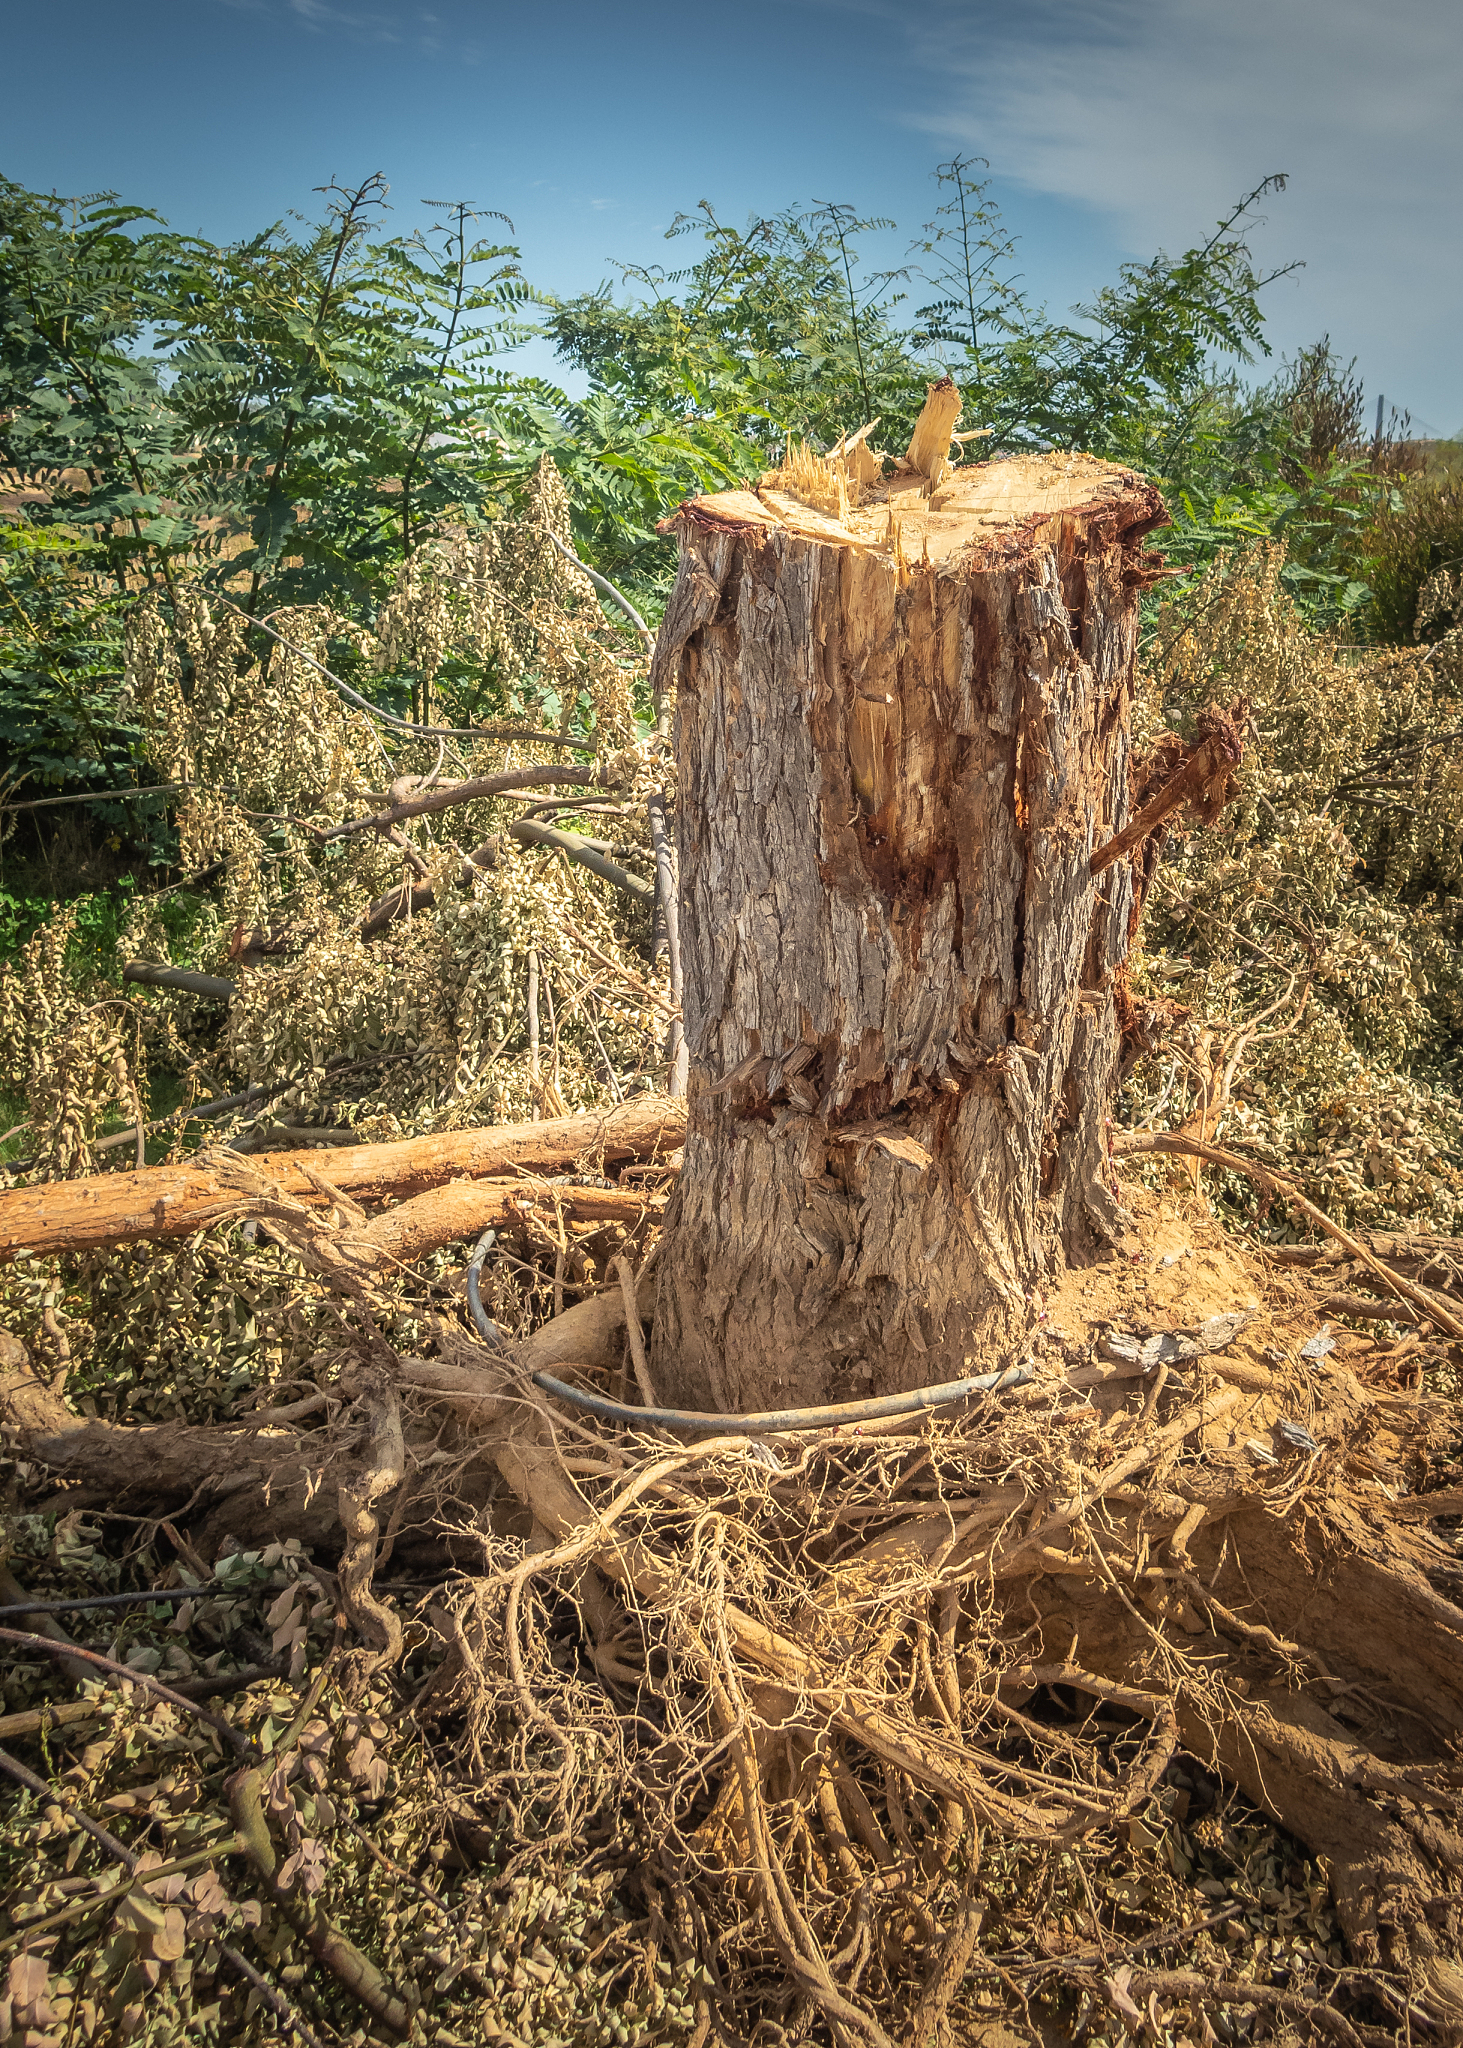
[530,1363,1034,1436]
[466,1227,509,1353]
[122,960,237,1002]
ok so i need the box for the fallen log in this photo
[1,1333,346,1547]
[1272,1232,1463,1299]
[0,1096,686,1261]
[247,1176,669,1288]
[358,1179,665,1270]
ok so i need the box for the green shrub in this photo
[1364,475,1463,642]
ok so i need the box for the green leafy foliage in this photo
[910,169,1291,466]
[2,157,1420,822]
[547,198,919,454]
[2,158,1451,1185]
[0,525,141,797]
[0,180,208,589]
[160,181,535,609]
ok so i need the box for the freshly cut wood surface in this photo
[686,449,1163,569]
[0,1096,686,1260]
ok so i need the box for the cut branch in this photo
[0,1096,686,1260]
[207,589,597,751]
[546,533,656,664]
[320,763,609,843]
[271,1178,669,1286]
[511,818,654,901]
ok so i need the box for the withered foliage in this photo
[1,459,666,1178]
[0,456,699,2048]
[1125,541,1463,1236]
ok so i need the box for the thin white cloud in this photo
[288,0,401,36]
[275,0,486,58]
[901,0,1463,427]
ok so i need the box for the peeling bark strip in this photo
[1090,697,1247,878]
[650,442,1169,1412]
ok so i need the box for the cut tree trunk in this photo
[650,419,1168,1411]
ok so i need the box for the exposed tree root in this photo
[8,1185,1463,2043]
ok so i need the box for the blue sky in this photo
[7,0,1460,433]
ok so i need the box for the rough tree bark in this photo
[650,416,1167,1411]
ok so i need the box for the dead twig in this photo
[614,1251,659,1409]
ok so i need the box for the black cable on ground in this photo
[466,1227,509,1353]
[0,1586,225,1620]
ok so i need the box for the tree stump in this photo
[651,402,1168,1411]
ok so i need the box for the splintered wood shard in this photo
[903,375,964,489]
[651,446,1169,1413]
[1091,698,1248,876]
[829,418,884,490]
